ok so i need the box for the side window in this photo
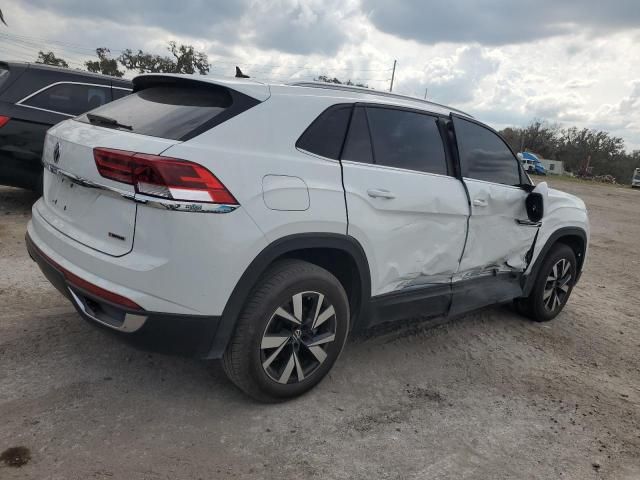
[342,106,373,164]
[365,107,448,175]
[296,104,352,160]
[454,117,521,186]
[112,88,131,100]
[23,83,111,116]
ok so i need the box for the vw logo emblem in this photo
[53,142,61,164]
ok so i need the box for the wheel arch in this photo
[522,227,587,297]
[205,233,372,359]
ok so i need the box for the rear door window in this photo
[341,106,373,164]
[365,107,448,175]
[296,104,352,160]
[23,83,111,116]
[77,85,233,141]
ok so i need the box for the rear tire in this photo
[516,244,577,322]
[222,259,349,402]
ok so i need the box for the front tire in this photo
[222,259,349,402]
[516,244,577,322]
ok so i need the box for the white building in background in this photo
[540,158,564,175]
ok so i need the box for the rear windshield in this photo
[77,85,232,140]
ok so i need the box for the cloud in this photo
[3,0,640,150]
[564,79,595,89]
[17,0,355,55]
[362,0,640,46]
[404,46,500,104]
[18,0,246,39]
[241,0,357,55]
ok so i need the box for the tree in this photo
[85,48,124,77]
[500,120,560,159]
[315,75,368,88]
[35,51,69,68]
[500,119,640,183]
[119,41,209,74]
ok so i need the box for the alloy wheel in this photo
[543,258,572,313]
[260,291,337,385]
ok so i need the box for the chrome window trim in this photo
[15,81,120,117]
[16,103,75,117]
[17,81,113,105]
[43,161,239,214]
[341,159,456,181]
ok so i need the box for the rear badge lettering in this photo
[108,232,126,241]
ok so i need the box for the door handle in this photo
[367,188,395,199]
[472,198,488,207]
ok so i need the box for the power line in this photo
[0,31,396,85]
[0,31,395,75]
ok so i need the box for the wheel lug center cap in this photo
[293,328,302,340]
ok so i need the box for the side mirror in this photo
[526,181,548,222]
[526,193,544,222]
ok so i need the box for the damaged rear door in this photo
[341,105,469,325]
[450,114,538,314]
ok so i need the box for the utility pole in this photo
[424,88,428,99]
[389,59,397,92]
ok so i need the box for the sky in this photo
[2,0,640,150]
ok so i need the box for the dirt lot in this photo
[1,178,639,480]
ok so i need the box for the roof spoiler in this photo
[132,74,271,102]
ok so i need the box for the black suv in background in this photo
[0,62,131,192]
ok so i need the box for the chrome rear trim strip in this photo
[68,288,147,333]
[43,162,239,214]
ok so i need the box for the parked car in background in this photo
[0,61,131,192]
[518,151,546,175]
[26,76,589,401]
[632,168,640,188]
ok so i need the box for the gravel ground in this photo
[1,178,639,480]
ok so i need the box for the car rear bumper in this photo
[26,231,221,356]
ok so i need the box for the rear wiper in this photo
[86,113,132,130]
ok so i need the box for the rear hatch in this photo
[40,122,178,256]
[39,75,267,257]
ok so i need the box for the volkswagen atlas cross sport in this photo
[26,75,589,401]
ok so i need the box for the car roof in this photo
[132,74,472,118]
[286,81,472,117]
[4,61,132,86]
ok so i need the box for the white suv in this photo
[26,75,589,401]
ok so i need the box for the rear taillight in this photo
[93,147,238,205]
[0,115,10,128]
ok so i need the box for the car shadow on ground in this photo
[0,186,40,215]
[84,302,525,402]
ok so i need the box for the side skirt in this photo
[367,283,451,328]
[449,272,523,317]
[363,272,524,330]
